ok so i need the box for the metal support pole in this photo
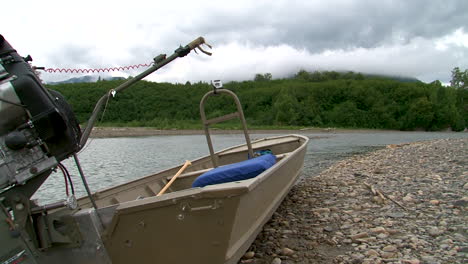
[73,153,103,226]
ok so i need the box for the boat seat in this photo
[192,154,276,188]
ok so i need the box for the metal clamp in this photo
[187,37,212,56]
[180,200,223,213]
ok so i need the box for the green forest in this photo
[47,69,468,131]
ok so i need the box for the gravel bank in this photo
[239,138,467,264]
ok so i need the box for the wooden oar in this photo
[157,160,192,196]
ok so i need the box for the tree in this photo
[273,89,300,125]
[310,71,325,82]
[326,101,366,128]
[450,67,468,129]
[295,70,310,80]
[254,73,272,81]
[450,67,468,90]
[402,97,434,130]
[324,71,340,80]
[47,73,464,131]
[355,73,364,80]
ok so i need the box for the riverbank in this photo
[89,127,406,138]
[239,138,467,264]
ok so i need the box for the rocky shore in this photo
[239,138,467,264]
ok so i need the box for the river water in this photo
[33,131,468,204]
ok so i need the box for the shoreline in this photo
[242,138,467,263]
[88,127,459,138]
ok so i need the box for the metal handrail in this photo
[199,88,254,167]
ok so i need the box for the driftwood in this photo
[364,182,407,211]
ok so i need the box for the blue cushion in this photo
[192,154,276,187]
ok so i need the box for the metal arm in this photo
[79,37,211,147]
[200,84,254,167]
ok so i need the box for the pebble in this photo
[341,223,352,229]
[421,256,440,264]
[243,251,255,259]
[382,245,397,252]
[439,244,450,250]
[370,226,387,234]
[313,208,330,214]
[365,249,379,257]
[351,253,365,261]
[271,257,281,264]
[440,239,452,244]
[381,251,397,259]
[377,233,388,239]
[238,139,467,264]
[453,233,466,242]
[403,194,414,202]
[280,247,294,256]
[350,232,369,240]
[386,212,405,218]
[402,259,420,264]
[428,227,442,237]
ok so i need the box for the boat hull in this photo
[37,134,309,264]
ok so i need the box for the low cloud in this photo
[45,29,464,84]
[8,0,464,84]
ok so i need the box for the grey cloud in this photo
[47,44,96,67]
[180,0,468,52]
[37,0,467,84]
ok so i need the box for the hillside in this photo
[47,75,125,85]
[47,72,467,131]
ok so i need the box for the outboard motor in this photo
[0,34,211,264]
[0,34,81,195]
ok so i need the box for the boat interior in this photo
[76,135,305,209]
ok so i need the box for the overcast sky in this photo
[3,0,468,84]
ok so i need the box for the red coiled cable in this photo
[44,63,152,74]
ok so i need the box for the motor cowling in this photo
[0,34,81,192]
